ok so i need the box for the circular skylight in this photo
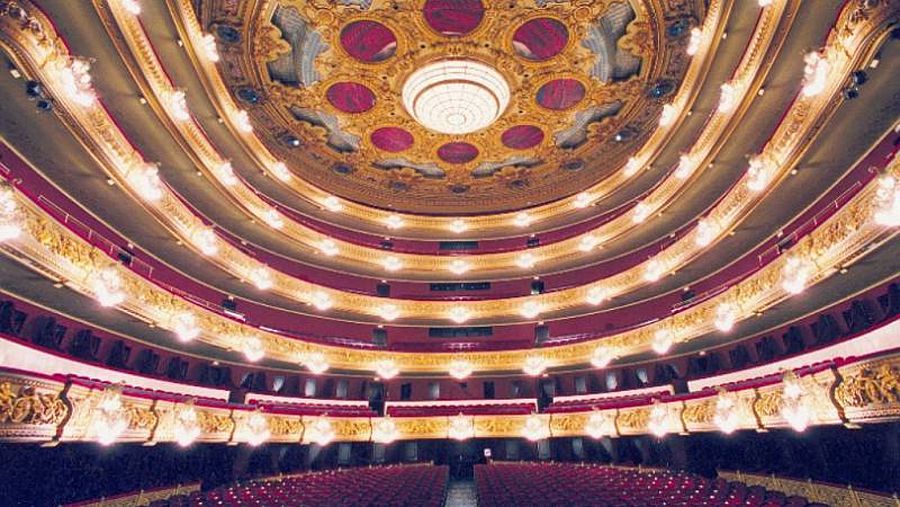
[401,59,510,135]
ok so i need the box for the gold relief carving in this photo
[835,361,900,408]
[718,471,898,507]
[197,410,234,435]
[332,418,371,441]
[267,416,303,438]
[0,381,68,426]
[550,413,589,436]
[753,389,783,420]
[395,417,446,440]
[125,405,158,432]
[475,415,522,437]
[616,408,649,432]
[681,399,715,426]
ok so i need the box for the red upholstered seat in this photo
[473,463,814,507]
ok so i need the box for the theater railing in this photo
[65,483,201,507]
[717,471,899,507]
[1,339,898,445]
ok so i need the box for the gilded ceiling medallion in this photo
[203,0,700,213]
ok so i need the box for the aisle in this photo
[444,479,477,507]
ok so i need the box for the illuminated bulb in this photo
[201,33,220,63]
[167,90,190,122]
[448,414,474,440]
[717,81,737,113]
[378,304,400,322]
[60,57,96,107]
[686,27,703,56]
[372,417,399,444]
[781,372,811,432]
[235,110,253,133]
[92,267,126,307]
[448,359,473,380]
[516,252,537,269]
[449,219,468,234]
[644,258,665,282]
[308,416,335,446]
[448,306,471,324]
[245,411,270,446]
[385,214,404,230]
[632,201,651,223]
[174,401,201,447]
[781,255,813,295]
[574,192,593,209]
[714,302,737,332]
[263,208,284,229]
[746,155,774,192]
[93,386,127,445]
[578,234,599,252]
[309,291,333,311]
[513,212,532,228]
[648,400,668,437]
[304,352,329,374]
[624,157,641,177]
[0,186,23,242]
[382,256,403,272]
[373,359,399,379]
[322,195,343,212]
[192,227,218,256]
[585,411,613,439]
[128,162,163,202]
[674,153,695,179]
[758,0,773,6]
[695,218,718,247]
[591,346,615,368]
[522,355,547,376]
[270,162,291,182]
[242,336,265,362]
[217,161,238,186]
[585,286,609,306]
[713,389,739,434]
[873,174,900,227]
[801,51,829,98]
[659,103,677,127]
[120,0,141,15]
[319,239,339,257]
[652,329,674,354]
[448,259,471,275]
[519,301,541,319]
[250,266,273,290]
[171,311,200,342]
[522,414,549,441]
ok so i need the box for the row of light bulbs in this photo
[2,162,897,377]
[92,371,811,447]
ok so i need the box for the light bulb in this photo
[448,306,471,324]
[92,267,126,307]
[323,196,343,212]
[374,359,399,379]
[192,227,218,256]
[449,219,468,234]
[385,214,404,230]
[382,256,403,272]
[309,291,333,311]
[319,239,339,257]
[304,352,329,374]
[378,304,400,322]
[585,286,608,306]
[659,103,677,126]
[270,162,291,182]
[522,356,547,376]
[516,252,537,269]
[448,259,471,275]
[519,301,541,319]
[574,192,593,209]
[448,359,472,380]
[201,33,220,63]
[242,336,265,362]
[652,329,674,354]
[171,311,200,342]
[591,346,615,368]
[513,212,532,228]
[801,51,829,98]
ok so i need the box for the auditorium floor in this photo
[445,480,477,507]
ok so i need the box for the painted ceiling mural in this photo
[201,0,701,213]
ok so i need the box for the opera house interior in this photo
[0,0,898,505]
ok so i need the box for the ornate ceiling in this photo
[209,0,698,213]
[0,0,896,379]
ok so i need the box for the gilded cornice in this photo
[1,350,899,444]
